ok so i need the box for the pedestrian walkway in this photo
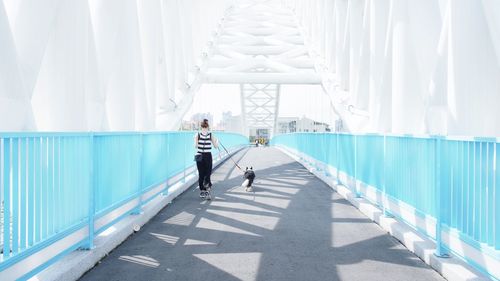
[80,147,444,281]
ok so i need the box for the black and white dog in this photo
[242,167,256,192]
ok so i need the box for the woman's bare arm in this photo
[212,134,219,149]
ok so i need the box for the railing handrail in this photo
[272,132,499,280]
[0,130,250,138]
[0,131,248,280]
[272,131,500,142]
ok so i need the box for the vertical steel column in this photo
[240,84,247,136]
[272,85,281,138]
[241,84,279,137]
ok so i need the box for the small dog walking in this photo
[242,167,256,192]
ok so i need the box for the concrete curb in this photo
[277,146,490,281]
[32,147,247,281]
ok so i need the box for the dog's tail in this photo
[241,179,250,187]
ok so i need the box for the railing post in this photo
[162,133,169,196]
[132,133,144,215]
[382,135,392,217]
[299,134,304,162]
[183,135,187,183]
[162,181,169,197]
[434,136,449,257]
[323,133,330,177]
[495,141,499,251]
[354,135,361,198]
[336,132,340,185]
[3,137,11,257]
[85,133,95,250]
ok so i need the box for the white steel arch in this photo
[203,0,321,84]
[284,0,500,137]
[3,0,500,137]
[0,0,234,131]
[200,0,324,136]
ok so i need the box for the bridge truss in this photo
[201,0,322,136]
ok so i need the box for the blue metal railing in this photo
[0,131,247,280]
[272,132,499,280]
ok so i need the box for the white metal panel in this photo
[0,0,234,131]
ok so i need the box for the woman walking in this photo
[194,119,219,199]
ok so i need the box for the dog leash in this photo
[218,141,257,197]
[218,141,243,172]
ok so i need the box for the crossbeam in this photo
[204,73,321,84]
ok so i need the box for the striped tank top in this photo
[197,132,212,153]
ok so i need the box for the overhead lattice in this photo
[203,0,321,84]
[202,0,322,135]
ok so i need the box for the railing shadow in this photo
[80,147,442,281]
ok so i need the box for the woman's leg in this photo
[197,159,206,190]
[205,153,213,187]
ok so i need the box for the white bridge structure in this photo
[201,1,323,135]
[2,0,500,137]
[1,1,500,281]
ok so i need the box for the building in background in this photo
[217,111,244,134]
[189,113,213,130]
[183,111,244,133]
[180,120,197,131]
[180,112,214,131]
[277,117,298,134]
[277,116,330,134]
[248,128,269,144]
[296,117,330,133]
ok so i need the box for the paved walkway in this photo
[80,147,443,281]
